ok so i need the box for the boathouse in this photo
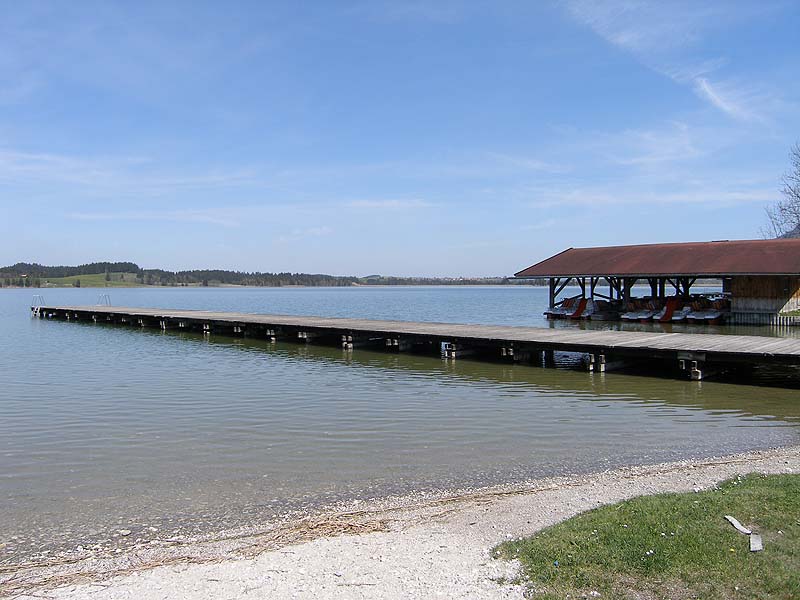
[515,239,800,325]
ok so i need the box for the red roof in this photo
[515,239,800,278]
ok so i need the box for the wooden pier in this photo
[32,305,800,380]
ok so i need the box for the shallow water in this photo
[2,287,799,562]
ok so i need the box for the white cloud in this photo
[0,147,258,193]
[275,226,334,244]
[562,0,783,122]
[353,0,471,24]
[564,0,721,54]
[527,186,775,209]
[67,209,241,227]
[692,77,765,122]
[520,218,560,231]
[606,121,702,165]
[485,153,570,174]
[345,199,432,209]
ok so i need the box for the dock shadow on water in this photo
[2,296,800,566]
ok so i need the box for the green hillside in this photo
[41,272,142,288]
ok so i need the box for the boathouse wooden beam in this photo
[554,277,572,297]
[549,277,574,307]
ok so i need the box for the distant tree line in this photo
[0,261,547,287]
[133,268,361,287]
[359,275,545,286]
[2,262,140,278]
[1,276,42,288]
[0,262,361,287]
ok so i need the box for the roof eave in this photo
[514,273,800,278]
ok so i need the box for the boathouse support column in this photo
[589,277,598,299]
[622,278,637,303]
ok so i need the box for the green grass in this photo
[42,272,142,287]
[781,309,800,317]
[496,474,800,600]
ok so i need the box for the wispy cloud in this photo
[345,199,432,209]
[0,148,258,194]
[67,209,242,227]
[692,77,765,122]
[275,226,334,244]
[352,0,471,24]
[605,121,702,165]
[520,218,560,231]
[562,0,783,122]
[564,0,719,54]
[485,153,570,174]
[526,185,775,209]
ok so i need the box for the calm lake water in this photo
[2,286,799,563]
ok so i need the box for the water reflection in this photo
[3,288,800,565]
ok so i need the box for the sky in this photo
[1,1,799,276]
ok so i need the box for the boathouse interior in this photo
[515,239,800,325]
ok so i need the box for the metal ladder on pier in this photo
[31,294,45,317]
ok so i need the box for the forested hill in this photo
[4,262,140,278]
[0,262,359,287]
[0,262,533,287]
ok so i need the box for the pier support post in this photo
[678,352,709,381]
[501,346,532,363]
[297,330,315,343]
[342,334,378,349]
[588,353,607,373]
[679,358,705,380]
[385,338,413,352]
[444,342,475,359]
[690,361,703,380]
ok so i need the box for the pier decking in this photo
[33,305,800,380]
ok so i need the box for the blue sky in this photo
[1,1,799,276]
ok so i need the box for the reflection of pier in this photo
[33,305,800,381]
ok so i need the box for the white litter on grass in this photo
[725,515,765,552]
[724,516,751,535]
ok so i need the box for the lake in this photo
[2,286,799,564]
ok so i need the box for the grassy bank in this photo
[496,474,799,599]
[40,272,142,287]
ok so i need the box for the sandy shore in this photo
[5,446,799,599]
